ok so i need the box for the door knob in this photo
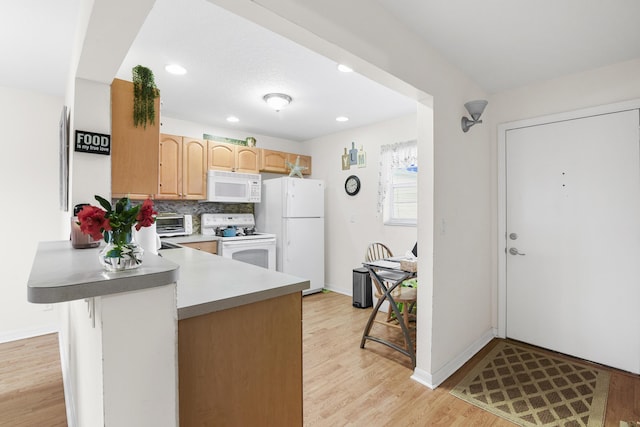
[509,247,526,256]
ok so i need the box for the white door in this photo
[506,109,640,374]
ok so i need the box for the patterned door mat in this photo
[450,341,610,426]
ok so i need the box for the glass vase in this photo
[99,229,144,272]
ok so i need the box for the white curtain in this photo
[377,139,417,213]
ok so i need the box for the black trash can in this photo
[352,267,372,308]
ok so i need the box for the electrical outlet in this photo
[44,304,53,311]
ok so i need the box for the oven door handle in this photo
[222,238,276,248]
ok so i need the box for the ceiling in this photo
[3,0,640,141]
[376,0,640,94]
[114,0,416,141]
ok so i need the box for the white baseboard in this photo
[58,332,77,427]
[0,324,58,344]
[322,284,351,296]
[411,328,496,389]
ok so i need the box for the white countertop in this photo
[28,240,309,320]
[27,241,180,303]
[159,247,309,319]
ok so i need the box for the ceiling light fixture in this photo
[226,116,239,123]
[336,116,349,122]
[461,100,488,133]
[165,64,187,75]
[263,93,292,111]
[337,64,353,73]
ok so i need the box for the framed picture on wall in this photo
[357,146,366,168]
[59,105,69,212]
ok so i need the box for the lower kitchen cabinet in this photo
[179,241,217,254]
[178,292,302,426]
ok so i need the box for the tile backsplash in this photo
[152,200,253,234]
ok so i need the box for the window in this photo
[378,140,417,226]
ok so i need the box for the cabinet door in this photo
[287,153,312,175]
[157,134,182,199]
[260,149,288,173]
[235,146,259,173]
[111,79,159,199]
[207,141,235,171]
[183,138,207,200]
[180,241,218,254]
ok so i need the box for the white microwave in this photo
[206,170,261,203]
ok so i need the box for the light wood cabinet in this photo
[287,153,312,175]
[260,149,312,175]
[179,241,217,255]
[260,149,288,173]
[157,134,181,199]
[157,134,206,200]
[235,145,260,173]
[182,138,207,199]
[207,141,259,173]
[178,292,302,426]
[111,78,160,199]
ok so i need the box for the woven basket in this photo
[400,260,417,272]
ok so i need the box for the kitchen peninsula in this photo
[27,241,309,427]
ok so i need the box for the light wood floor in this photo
[303,292,640,426]
[0,332,66,426]
[1,292,639,426]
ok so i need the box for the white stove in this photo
[201,213,276,269]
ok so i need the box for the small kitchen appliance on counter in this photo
[71,204,100,249]
[201,213,276,270]
[156,213,192,237]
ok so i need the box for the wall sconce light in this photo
[461,100,488,132]
[263,93,292,111]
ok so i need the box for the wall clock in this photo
[345,175,361,196]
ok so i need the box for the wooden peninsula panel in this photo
[178,292,302,427]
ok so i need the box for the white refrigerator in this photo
[255,177,325,295]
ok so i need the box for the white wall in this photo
[161,116,304,154]
[304,114,418,294]
[0,86,67,342]
[72,78,112,207]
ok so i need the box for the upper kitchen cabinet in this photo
[236,146,260,173]
[158,134,207,200]
[111,79,160,199]
[207,141,259,174]
[287,153,312,175]
[260,149,311,175]
[260,149,288,173]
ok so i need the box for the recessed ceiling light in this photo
[226,116,239,123]
[337,64,353,73]
[336,116,349,122]
[263,93,292,111]
[165,64,187,75]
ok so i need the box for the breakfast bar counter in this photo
[27,240,308,427]
[159,247,309,319]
